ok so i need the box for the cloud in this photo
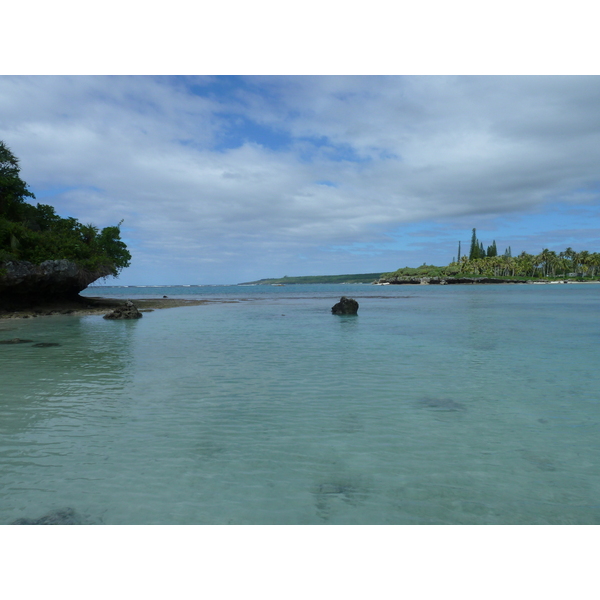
[1,75,599,283]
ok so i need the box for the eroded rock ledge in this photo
[0,259,112,308]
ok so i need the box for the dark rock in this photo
[0,338,33,344]
[0,259,114,308]
[331,296,359,315]
[418,397,466,411]
[11,507,83,525]
[103,300,143,320]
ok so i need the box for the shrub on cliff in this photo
[0,141,130,278]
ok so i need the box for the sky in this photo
[2,75,600,285]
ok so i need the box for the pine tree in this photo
[469,228,478,260]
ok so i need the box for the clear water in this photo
[2,283,600,524]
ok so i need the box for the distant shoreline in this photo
[2,279,599,321]
[375,276,600,286]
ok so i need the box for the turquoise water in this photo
[2,283,600,524]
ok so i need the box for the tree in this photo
[469,228,478,260]
[0,140,131,277]
[0,141,36,220]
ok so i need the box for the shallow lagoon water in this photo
[1,283,600,524]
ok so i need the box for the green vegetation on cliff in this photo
[0,141,130,278]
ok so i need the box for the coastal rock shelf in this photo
[0,259,112,308]
[103,300,143,320]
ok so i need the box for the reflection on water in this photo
[2,284,600,524]
[1,316,136,435]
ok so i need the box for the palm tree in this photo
[516,252,534,278]
[589,253,600,278]
[579,250,590,278]
[538,249,558,277]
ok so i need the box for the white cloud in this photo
[1,75,599,283]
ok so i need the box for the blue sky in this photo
[1,75,600,284]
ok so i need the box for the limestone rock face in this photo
[331,296,359,315]
[0,259,112,308]
[103,300,142,320]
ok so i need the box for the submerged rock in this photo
[32,342,61,347]
[103,300,143,320]
[0,338,33,344]
[11,507,83,525]
[331,296,359,315]
[418,397,466,412]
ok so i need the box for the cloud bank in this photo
[1,76,599,283]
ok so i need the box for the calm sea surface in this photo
[1,283,599,524]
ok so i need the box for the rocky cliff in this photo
[0,260,113,308]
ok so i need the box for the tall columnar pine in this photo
[469,228,478,260]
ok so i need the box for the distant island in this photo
[242,228,600,287]
[239,273,385,285]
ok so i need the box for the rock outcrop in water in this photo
[11,507,84,525]
[103,299,143,320]
[418,397,466,411]
[331,296,359,315]
[0,259,113,309]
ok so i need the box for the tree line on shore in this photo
[446,248,600,279]
[447,229,600,279]
[385,229,600,281]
